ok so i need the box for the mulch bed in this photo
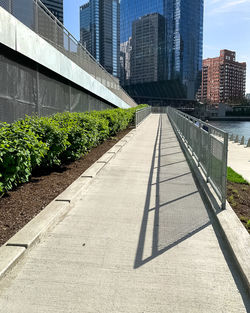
[227,181,250,233]
[0,127,133,246]
[1,126,249,247]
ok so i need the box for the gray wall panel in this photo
[0,46,114,123]
[39,71,70,113]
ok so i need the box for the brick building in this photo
[200,50,246,104]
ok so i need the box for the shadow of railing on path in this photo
[134,114,250,310]
[134,114,211,268]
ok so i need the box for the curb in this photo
[0,127,137,281]
[169,117,250,294]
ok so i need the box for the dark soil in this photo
[0,128,132,246]
[227,182,250,233]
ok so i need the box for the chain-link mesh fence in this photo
[0,0,137,107]
[0,47,114,123]
[166,107,228,209]
[135,107,152,127]
[0,0,10,11]
[151,106,168,114]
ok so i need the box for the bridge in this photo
[0,0,136,124]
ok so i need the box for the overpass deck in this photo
[0,114,249,312]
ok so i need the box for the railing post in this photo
[35,0,38,34]
[207,127,212,183]
[197,123,201,167]
[221,133,228,210]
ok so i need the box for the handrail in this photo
[135,107,151,127]
[167,107,228,209]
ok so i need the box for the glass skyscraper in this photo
[120,0,204,99]
[130,13,166,84]
[80,0,120,77]
[41,0,64,24]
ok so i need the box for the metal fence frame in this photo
[135,107,152,127]
[151,106,168,114]
[166,107,228,209]
[0,0,136,108]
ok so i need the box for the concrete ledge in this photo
[0,246,25,280]
[107,145,122,154]
[6,201,69,249]
[81,162,106,178]
[97,153,114,164]
[217,203,250,291]
[118,140,128,147]
[169,118,250,293]
[55,177,92,202]
[0,127,135,280]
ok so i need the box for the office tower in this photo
[201,50,246,104]
[41,0,63,24]
[120,0,204,99]
[80,3,92,52]
[80,0,120,77]
[130,13,165,84]
[120,37,132,85]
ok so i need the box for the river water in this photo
[208,121,250,142]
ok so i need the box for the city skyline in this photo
[63,0,250,93]
[119,0,204,100]
[80,0,120,77]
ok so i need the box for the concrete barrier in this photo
[240,136,245,145]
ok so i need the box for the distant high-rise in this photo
[120,0,204,99]
[201,50,246,104]
[120,37,132,85]
[41,0,63,24]
[130,13,165,85]
[80,0,120,77]
[80,3,92,52]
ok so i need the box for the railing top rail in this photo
[136,106,151,112]
[35,0,118,84]
[174,108,228,137]
[167,106,228,209]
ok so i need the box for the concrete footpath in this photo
[0,114,249,312]
[228,141,250,183]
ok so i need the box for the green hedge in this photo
[0,105,147,196]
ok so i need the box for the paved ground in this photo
[228,141,250,183]
[0,114,249,312]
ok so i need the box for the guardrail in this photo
[0,0,136,108]
[151,107,168,114]
[135,107,152,127]
[167,107,228,209]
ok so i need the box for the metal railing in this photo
[0,0,136,108]
[151,106,168,114]
[135,107,151,127]
[167,107,228,209]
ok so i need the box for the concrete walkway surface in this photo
[0,114,249,312]
[228,141,250,183]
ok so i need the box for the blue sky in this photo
[63,0,250,93]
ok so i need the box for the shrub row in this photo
[0,105,147,196]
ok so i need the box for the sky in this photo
[63,0,250,93]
